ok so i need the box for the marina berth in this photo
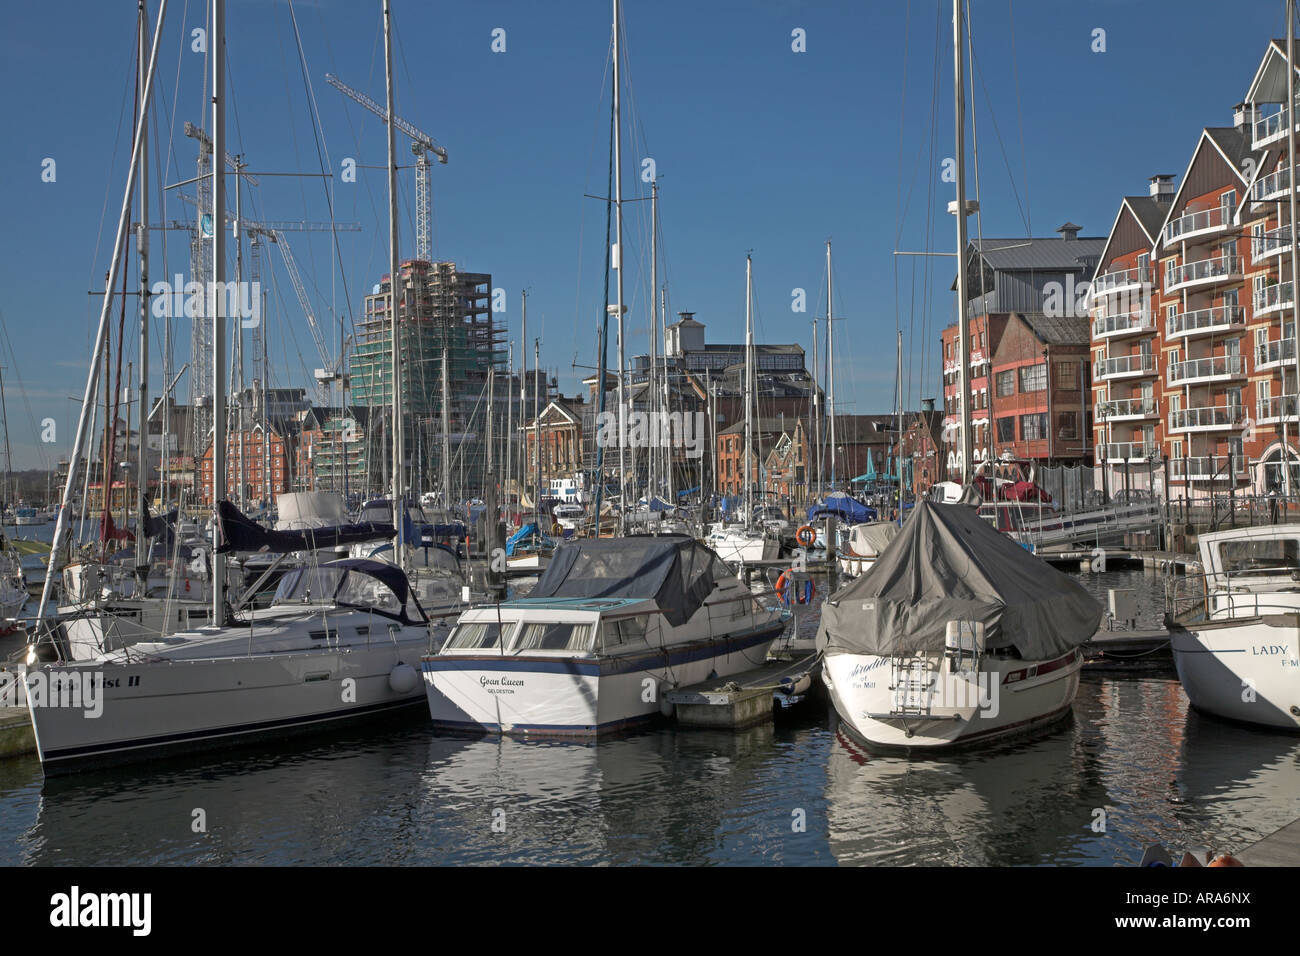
[819,498,1101,751]
[422,534,790,735]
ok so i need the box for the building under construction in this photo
[351,260,505,500]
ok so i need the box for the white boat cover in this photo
[847,521,901,557]
[819,499,1100,660]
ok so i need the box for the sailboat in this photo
[816,0,1101,752]
[706,254,769,566]
[24,0,434,772]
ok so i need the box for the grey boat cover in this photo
[529,534,718,627]
[820,499,1101,660]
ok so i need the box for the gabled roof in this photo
[1094,195,1171,272]
[1155,127,1261,254]
[1244,39,1298,105]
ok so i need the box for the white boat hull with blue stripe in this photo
[423,535,789,735]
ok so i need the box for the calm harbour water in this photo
[2,556,1298,866]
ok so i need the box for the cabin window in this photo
[602,617,648,648]
[1219,539,1300,576]
[445,621,515,650]
[513,622,595,652]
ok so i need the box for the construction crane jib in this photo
[324,72,447,264]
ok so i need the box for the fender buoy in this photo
[796,525,817,548]
[184,578,191,593]
[1207,854,1244,867]
[388,663,418,694]
[774,570,792,607]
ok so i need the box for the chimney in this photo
[1056,222,1082,241]
[1233,101,1258,130]
[1150,174,1176,200]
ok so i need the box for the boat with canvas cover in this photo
[818,498,1100,751]
[1166,525,1300,731]
[422,534,789,735]
[837,521,901,578]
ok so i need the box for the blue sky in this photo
[0,0,1290,470]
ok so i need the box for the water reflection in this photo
[0,570,1294,866]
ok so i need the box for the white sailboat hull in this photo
[822,649,1081,750]
[25,640,427,771]
[1172,621,1300,730]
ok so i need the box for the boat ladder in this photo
[888,653,935,717]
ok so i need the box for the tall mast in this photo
[896,329,904,516]
[514,290,520,509]
[383,0,405,562]
[135,0,150,566]
[811,317,820,499]
[953,0,973,483]
[827,240,836,491]
[534,338,542,528]
[441,348,451,514]
[210,0,227,620]
[234,156,245,511]
[649,179,658,501]
[1287,0,1299,503]
[505,340,513,519]
[612,0,626,513]
[0,364,10,518]
[744,254,754,527]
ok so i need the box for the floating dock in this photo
[1082,628,1174,672]
[1238,817,1300,866]
[667,653,820,730]
[0,706,34,758]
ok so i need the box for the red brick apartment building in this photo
[941,224,1102,477]
[1091,40,1300,499]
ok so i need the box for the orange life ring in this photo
[774,570,792,606]
[796,525,817,548]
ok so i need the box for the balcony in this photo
[1164,305,1245,341]
[1099,440,1161,463]
[1256,337,1297,371]
[1166,354,1245,386]
[1253,280,1294,316]
[1094,353,1158,381]
[1164,254,1242,292]
[1169,455,1248,482]
[1252,225,1293,262]
[1168,404,1247,432]
[1253,103,1300,149]
[1090,266,1148,300]
[1092,308,1154,340]
[1095,397,1158,421]
[1163,205,1234,245]
[1250,164,1293,203]
[1257,393,1300,424]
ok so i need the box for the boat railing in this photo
[1165,566,1300,623]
